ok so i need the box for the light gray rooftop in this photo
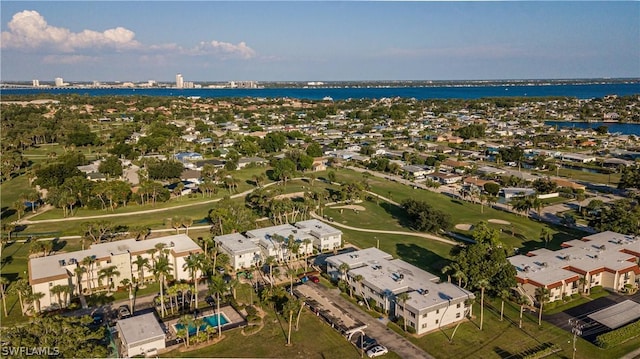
[246,224,315,248]
[509,231,639,286]
[214,233,260,254]
[326,247,393,270]
[29,234,201,282]
[117,312,165,345]
[294,219,342,237]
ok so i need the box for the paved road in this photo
[310,211,459,246]
[309,282,434,359]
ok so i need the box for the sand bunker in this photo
[330,205,366,211]
[455,223,473,231]
[488,219,511,225]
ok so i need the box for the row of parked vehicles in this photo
[353,334,388,358]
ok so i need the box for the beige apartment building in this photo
[509,231,640,304]
[28,234,203,311]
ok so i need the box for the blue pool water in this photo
[174,313,229,335]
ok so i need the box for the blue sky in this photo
[1,1,639,82]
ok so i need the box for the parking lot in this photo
[293,281,434,359]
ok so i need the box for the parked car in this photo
[91,312,104,326]
[309,276,320,283]
[355,335,377,350]
[117,305,131,319]
[366,345,388,358]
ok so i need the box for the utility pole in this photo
[569,319,584,359]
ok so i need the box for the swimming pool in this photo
[173,313,230,336]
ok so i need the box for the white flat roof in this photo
[295,219,342,237]
[214,233,260,254]
[246,224,315,248]
[29,234,201,282]
[117,312,165,346]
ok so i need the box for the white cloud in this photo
[1,10,257,61]
[1,10,140,51]
[189,40,256,59]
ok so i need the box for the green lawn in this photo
[161,306,365,359]
[329,169,587,252]
[407,298,638,359]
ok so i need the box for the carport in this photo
[587,300,640,329]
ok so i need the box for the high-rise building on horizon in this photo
[176,73,184,89]
[54,77,64,87]
[32,79,40,87]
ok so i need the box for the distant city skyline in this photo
[1,2,639,82]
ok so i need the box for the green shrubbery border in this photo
[596,320,640,349]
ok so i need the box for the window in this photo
[435,319,439,325]
[422,323,427,329]
[410,312,415,318]
[456,313,461,318]
[436,309,440,314]
[456,303,461,308]
[422,313,428,318]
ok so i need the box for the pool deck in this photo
[165,305,245,339]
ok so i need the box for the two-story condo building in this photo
[214,221,342,271]
[326,248,474,335]
[509,231,640,304]
[28,234,203,311]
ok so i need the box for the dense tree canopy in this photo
[0,315,109,358]
[401,198,452,232]
[146,160,184,180]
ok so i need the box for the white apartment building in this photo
[54,77,64,86]
[509,231,640,304]
[326,248,475,335]
[214,221,342,271]
[28,234,203,311]
[176,73,184,89]
[32,79,40,87]
[294,219,343,252]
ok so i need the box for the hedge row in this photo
[596,320,640,349]
[521,345,561,359]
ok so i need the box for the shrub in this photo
[407,326,416,334]
[563,295,571,302]
[596,320,640,348]
[571,293,580,299]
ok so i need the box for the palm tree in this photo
[183,216,194,235]
[120,278,134,313]
[152,256,173,317]
[540,228,553,248]
[477,278,490,331]
[74,266,87,296]
[9,278,30,316]
[397,292,411,332]
[516,294,528,329]
[353,274,371,310]
[208,275,228,339]
[498,289,510,322]
[97,266,120,293]
[50,285,67,308]
[284,298,300,346]
[81,256,96,294]
[193,317,205,337]
[443,263,467,288]
[287,268,297,293]
[133,256,149,286]
[27,291,45,314]
[338,262,350,282]
[176,328,189,348]
[265,256,276,288]
[302,238,312,271]
[535,286,550,326]
[183,253,204,310]
[178,314,195,347]
[0,277,9,316]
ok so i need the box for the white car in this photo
[366,345,388,358]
